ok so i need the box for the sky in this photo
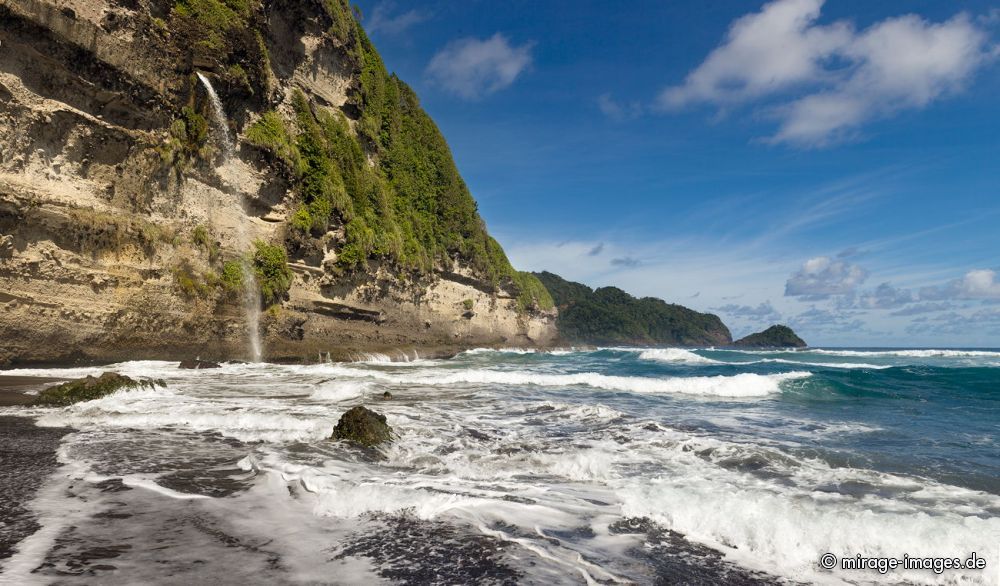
[355,0,1000,346]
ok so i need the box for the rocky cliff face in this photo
[0,0,556,366]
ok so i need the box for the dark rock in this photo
[178,359,221,369]
[733,325,806,349]
[33,372,162,407]
[380,391,392,400]
[332,406,393,447]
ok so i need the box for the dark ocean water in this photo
[0,347,997,584]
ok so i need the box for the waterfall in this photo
[197,72,263,362]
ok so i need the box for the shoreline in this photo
[0,376,64,407]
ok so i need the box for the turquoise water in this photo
[473,347,1000,495]
[2,347,998,583]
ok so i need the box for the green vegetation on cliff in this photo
[241,2,551,311]
[252,240,293,306]
[533,271,731,346]
[733,325,806,348]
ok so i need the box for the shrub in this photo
[191,225,219,261]
[221,260,244,292]
[172,259,211,298]
[245,111,300,169]
[252,240,292,306]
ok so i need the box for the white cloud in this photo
[713,301,782,322]
[365,2,429,36]
[920,269,1000,300]
[598,93,643,121]
[784,256,868,298]
[856,282,913,309]
[661,0,851,108]
[660,0,996,146]
[890,301,953,317]
[426,33,533,99]
[906,307,1000,336]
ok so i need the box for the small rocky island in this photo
[733,325,806,349]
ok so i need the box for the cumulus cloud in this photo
[919,269,1000,300]
[365,2,429,36]
[856,282,913,309]
[789,306,866,333]
[906,307,1000,335]
[713,301,782,322]
[784,256,868,298]
[660,0,996,146]
[426,33,533,99]
[661,0,851,108]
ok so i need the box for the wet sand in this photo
[0,416,71,561]
[0,376,64,406]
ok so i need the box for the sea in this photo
[0,347,998,585]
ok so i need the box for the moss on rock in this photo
[34,372,164,407]
[331,406,393,447]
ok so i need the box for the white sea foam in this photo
[9,352,996,584]
[618,471,1000,585]
[355,369,812,398]
[462,347,539,355]
[637,348,721,364]
[310,380,373,402]
[35,387,335,443]
[751,358,891,369]
[122,476,213,500]
[810,348,1000,358]
[533,401,625,423]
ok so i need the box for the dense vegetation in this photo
[169,0,270,97]
[533,271,732,346]
[242,0,552,312]
[733,325,806,348]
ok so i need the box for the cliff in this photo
[532,271,732,347]
[733,325,806,349]
[0,0,556,365]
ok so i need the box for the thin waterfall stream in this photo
[197,72,263,362]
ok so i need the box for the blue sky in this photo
[356,0,1000,346]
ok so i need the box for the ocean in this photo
[1,347,998,584]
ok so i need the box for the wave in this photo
[35,387,335,443]
[462,347,538,355]
[310,380,373,402]
[336,368,812,398]
[809,348,1000,358]
[750,358,891,370]
[618,467,1000,585]
[637,348,720,365]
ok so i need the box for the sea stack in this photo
[733,325,807,349]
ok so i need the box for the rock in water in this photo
[33,372,162,407]
[179,359,221,369]
[381,391,393,401]
[733,325,807,348]
[332,406,393,447]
